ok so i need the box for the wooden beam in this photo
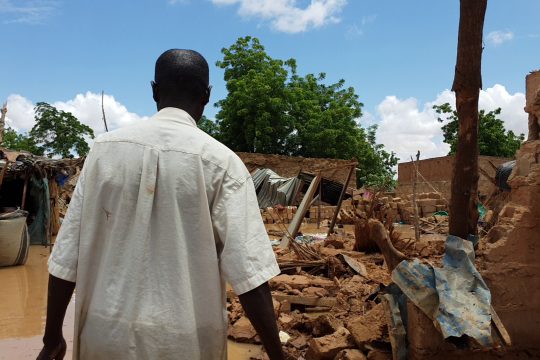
[327,164,355,236]
[491,305,512,347]
[279,174,321,249]
[226,290,337,308]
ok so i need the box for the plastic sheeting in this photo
[252,169,303,209]
[28,177,50,245]
[392,235,493,347]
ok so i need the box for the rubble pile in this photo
[227,213,450,360]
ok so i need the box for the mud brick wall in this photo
[396,155,512,199]
[237,152,356,185]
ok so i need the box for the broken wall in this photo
[397,155,511,199]
[525,70,540,140]
[481,142,540,355]
[237,152,356,185]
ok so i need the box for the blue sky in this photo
[2,0,539,161]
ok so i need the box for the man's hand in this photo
[238,282,285,360]
[37,275,75,360]
[36,338,66,360]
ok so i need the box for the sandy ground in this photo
[0,246,264,359]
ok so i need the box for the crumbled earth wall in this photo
[261,192,449,225]
[481,140,540,355]
[397,155,511,199]
[237,152,356,185]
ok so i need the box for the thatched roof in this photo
[1,149,84,179]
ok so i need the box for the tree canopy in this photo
[30,102,95,158]
[434,103,524,157]
[2,127,42,155]
[209,36,398,188]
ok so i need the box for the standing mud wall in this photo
[397,155,511,199]
[525,70,540,140]
[236,152,356,185]
[481,142,540,355]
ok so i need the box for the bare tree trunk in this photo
[449,0,488,239]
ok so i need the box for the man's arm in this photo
[238,282,285,360]
[37,275,75,360]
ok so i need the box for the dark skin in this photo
[38,72,284,360]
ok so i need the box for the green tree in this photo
[30,102,95,158]
[215,36,398,188]
[2,127,42,155]
[434,103,524,157]
[197,116,221,139]
[215,36,294,154]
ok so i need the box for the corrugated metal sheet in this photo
[252,169,303,209]
[392,236,493,347]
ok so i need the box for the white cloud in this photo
[372,85,527,163]
[0,0,59,24]
[3,92,148,137]
[361,14,376,26]
[210,0,347,33]
[486,30,514,46]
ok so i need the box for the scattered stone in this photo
[347,303,388,350]
[334,349,368,360]
[228,316,258,343]
[280,330,291,344]
[305,327,355,360]
[366,350,392,360]
[270,274,335,291]
[303,287,330,297]
[311,314,344,337]
[289,334,310,350]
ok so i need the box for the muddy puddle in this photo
[0,246,263,359]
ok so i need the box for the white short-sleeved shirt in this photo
[48,107,280,360]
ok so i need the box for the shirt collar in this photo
[155,107,198,128]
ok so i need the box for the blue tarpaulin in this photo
[391,235,493,347]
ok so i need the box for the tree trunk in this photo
[449,0,488,239]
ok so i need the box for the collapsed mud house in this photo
[0,150,82,266]
[224,71,540,360]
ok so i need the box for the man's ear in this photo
[151,81,159,103]
[203,86,211,106]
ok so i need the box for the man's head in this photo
[152,49,210,121]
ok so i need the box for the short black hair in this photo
[154,49,209,100]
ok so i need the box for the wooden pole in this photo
[279,174,321,249]
[449,0,488,239]
[411,152,420,242]
[0,160,8,192]
[317,171,322,229]
[21,172,29,210]
[101,91,109,133]
[327,164,355,236]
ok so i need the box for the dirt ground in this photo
[0,246,263,359]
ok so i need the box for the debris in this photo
[366,219,407,273]
[381,294,407,360]
[366,350,392,360]
[392,235,494,347]
[269,275,335,291]
[346,303,388,351]
[228,316,258,343]
[305,327,355,360]
[279,331,291,344]
[334,349,367,360]
[340,254,369,278]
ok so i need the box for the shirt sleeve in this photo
[48,164,87,282]
[212,176,281,295]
